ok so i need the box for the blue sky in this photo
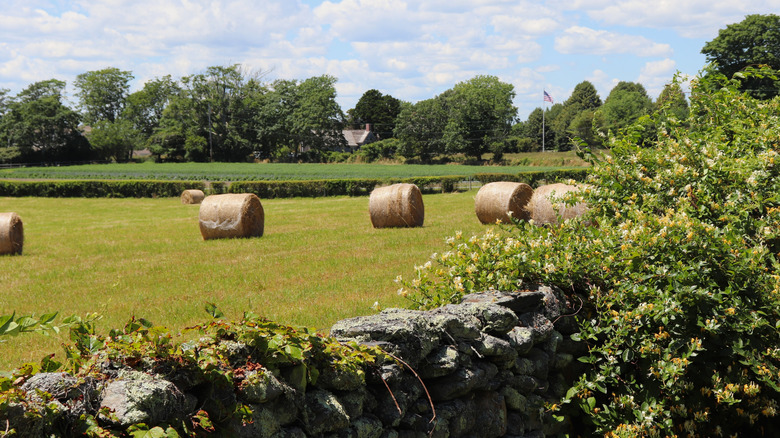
[1,0,779,120]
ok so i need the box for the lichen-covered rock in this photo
[338,388,374,420]
[427,305,482,340]
[434,398,476,437]
[419,345,462,378]
[21,372,79,400]
[239,369,287,404]
[518,312,554,344]
[349,415,385,438]
[455,302,520,335]
[426,362,498,401]
[461,289,546,315]
[99,371,191,427]
[473,333,518,367]
[331,309,440,367]
[506,327,535,355]
[474,391,507,437]
[237,406,282,438]
[543,331,563,355]
[318,365,366,391]
[271,427,307,438]
[303,390,350,435]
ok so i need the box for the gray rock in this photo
[427,362,498,401]
[473,334,518,366]
[513,357,535,376]
[462,289,546,315]
[271,427,307,438]
[434,398,476,437]
[349,415,385,438]
[551,353,574,370]
[264,393,301,427]
[473,391,507,438]
[506,327,534,355]
[518,312,554,344]
[237,406,282,438]
[458,302,520,335]
[99,372,190,427]
[427,305,482,340]
[543,331,563,355]
[331,309,440,367]
[21,372,79,400]
[318,365,366,391]
[419,345,461,378]
[239,369,287,404]
[501,387,528,411]
[304,390,351,435]
[339,388,371,420]
[506,411,527,436]
[527,349,550,380]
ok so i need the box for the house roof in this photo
[342,129,374,147]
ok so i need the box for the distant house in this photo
[341,124,377,152]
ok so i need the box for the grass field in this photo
[0,152,588,181]
[0,191,494,370]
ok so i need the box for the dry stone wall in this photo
[10,285,583,437]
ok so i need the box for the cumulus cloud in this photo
[555,26,672,57]
[638,58,678,98]
[0,0,776,119]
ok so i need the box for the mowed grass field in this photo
[0,191,493,370]
[0,151,588,181]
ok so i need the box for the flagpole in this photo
[542,91,545,153]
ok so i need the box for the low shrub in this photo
[400,68,780,436]
[473,168,590,187]
[0,179,206,198]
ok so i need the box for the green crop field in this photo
[0,191,493,370]
[0,154,587,181]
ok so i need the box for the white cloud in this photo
[586,69,620,99]
[638,58,678,98]
[578,0,780,39]
[555,26,672,57]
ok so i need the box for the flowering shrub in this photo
[399,68,780,436]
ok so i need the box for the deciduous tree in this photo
[442,75,517,160]
[74,67,133,125]
[351,89,402,139]
[701,14,780,98]
[0,80,90,163]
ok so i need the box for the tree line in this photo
[0,67,686,165]
[0,13,777,165]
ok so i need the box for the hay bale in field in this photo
[474,181,533,224]
[0,212,23,255]
[528,183,588,225]
[199,193,264,240]
[369,183,424,228]
[181,189,205,205]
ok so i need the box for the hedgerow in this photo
[400,67,780,436]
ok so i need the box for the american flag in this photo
[543,91,553,104]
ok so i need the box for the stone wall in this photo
[11,284,583,437]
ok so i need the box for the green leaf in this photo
[128,424,179,438]
[288,364,308,392]
[205,302,224,319]
[39,312,58,325]
[40,354,62,373]
[586,396,596,411]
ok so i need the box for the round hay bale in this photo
[199,193,264,240]
[181,189,205,205]
[369,183,424,228]
[0,212,23,255]
[474,181,533,224]
[529,183,588,225]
